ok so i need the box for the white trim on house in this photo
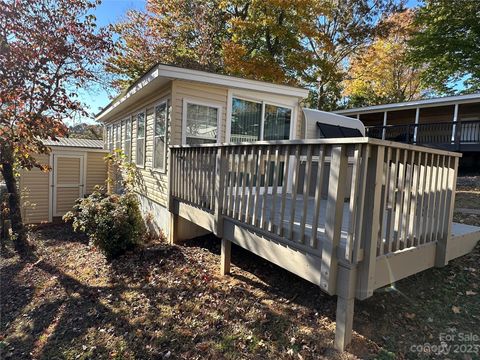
[182,98,223,145]
[152,98,169,173]
[96,64,309,122]
[336,93,480,115]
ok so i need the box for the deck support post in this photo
[334,263,357,351]
[220,238,231,276]
[168,212,180,245]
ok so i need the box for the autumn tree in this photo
[221,0,314,86]
[408,0,480,94]
[0,0,112,251]
[107,0,227,90]
[343,10,426,107]
[69,123,104,140]
[107,0,398,109]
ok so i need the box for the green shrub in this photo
[63,187,145,260]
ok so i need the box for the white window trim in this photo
[152,98,169,172]
[125,117,132,162]
[182,98,222,145]
[115,122,121,150]
[135,109,147,168]
[227,91,296,142]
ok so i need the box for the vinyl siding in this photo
[106,82,172,207]
[19,154,50,223]
[86,152,108,193]
[102,79,305,217]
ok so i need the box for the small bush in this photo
[63,187,146,260]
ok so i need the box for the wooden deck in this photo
[167,138,480,351]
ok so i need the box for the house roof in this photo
[96,64,310,122]
[42,138,104,149]
[336,93,480,115]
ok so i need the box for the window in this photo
[107,125,113,151]
[153,101,168,171]
[231,98,262,142]
[124,118,132,161]
[230,97,292,142]
[135,111,146,166]
[115,123,121,150]
[184,101,219,144]
[264,104,291,140]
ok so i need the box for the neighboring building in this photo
[335,94,480,169]
[19,138,108,223]
[96,64,309,237]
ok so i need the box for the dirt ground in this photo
[1,177,479,359]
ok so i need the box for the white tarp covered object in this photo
[302,108,365,138]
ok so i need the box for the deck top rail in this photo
[169,138,461,298]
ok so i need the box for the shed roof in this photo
[42,138,104,149]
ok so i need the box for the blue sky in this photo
[75,0,144,125]
[77,0,421,125]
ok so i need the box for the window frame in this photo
[152,99,169,172]
[107,125,114,151]
[135,109,147,168]
[226,92,296,142]
[123,117,132,162]
[115,122,121,150]
[182,98,222,145]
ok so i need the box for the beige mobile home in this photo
[19,138,108,223]
[97,64,480,351]
[96,64,309,236]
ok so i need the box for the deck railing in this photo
[365,120,480,148]
[169,138,460,297]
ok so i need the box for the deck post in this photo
[334,262,357,351]
[214,147,226,238]
[356,145,385,300]
[435,156,458,267]
[220,238,232,276]
[168,212,180,245]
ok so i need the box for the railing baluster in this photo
[269,146,281,233]
[246,145,257,225]
[261,147,272,230]
[288,145,301,241]
[311,145,325,249]
[233,146,242,219]
[252,147,263,227]
[300,145,313,244]
[240,146,249,222]
[279,145,291,237]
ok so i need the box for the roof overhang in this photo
[96,64,310,123]
[335,93,480,115]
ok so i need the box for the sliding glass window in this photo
[230,97,292,142]
[230,98,262,143]
[264,104,292,140]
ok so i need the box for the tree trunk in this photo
[0,143,28,253]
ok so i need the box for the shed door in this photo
[53,155,84,217]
